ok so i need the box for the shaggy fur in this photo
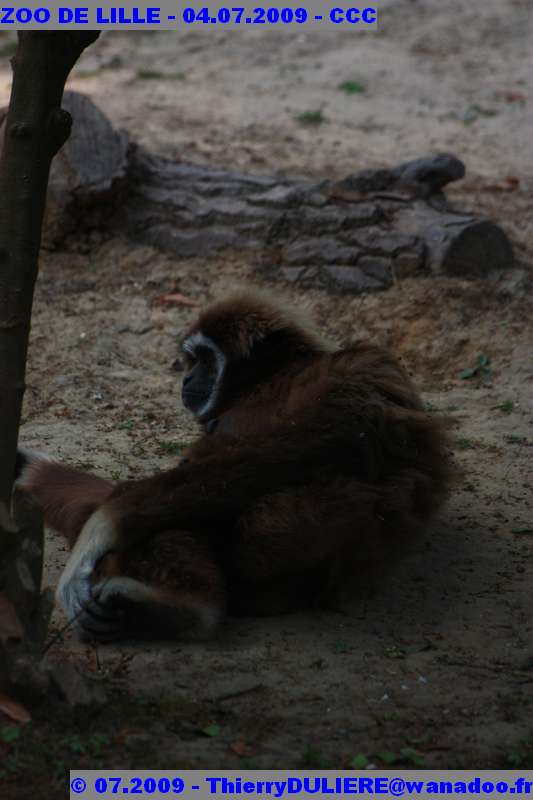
[16,290,452,640]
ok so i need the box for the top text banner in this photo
[0,2,379,29]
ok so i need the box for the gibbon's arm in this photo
[57,401,376,622]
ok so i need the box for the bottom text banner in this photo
[69,771,533,800]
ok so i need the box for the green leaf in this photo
[350,754,369,769]
[377,750,399,765]
[303,745,330,767]
[512,528,533,535]
[333,641,350,654]
[459,367,477,379]
[400,747,426,766]
[1,726,20,744]
[201,724,221,738]
[477,354,490,367]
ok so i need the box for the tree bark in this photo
[0,32,99,692]
[0,32,99,512]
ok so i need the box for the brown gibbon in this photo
[15,290,452,641]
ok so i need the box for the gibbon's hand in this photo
[56,505,121,629]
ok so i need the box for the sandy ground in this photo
[1,0,533,787]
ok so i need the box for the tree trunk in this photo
[0,31,99,692]
[0,32,99,513]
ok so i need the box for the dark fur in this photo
[18,290,452,639]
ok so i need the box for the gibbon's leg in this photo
[230,468,444,615]
[14,450,115,547]
[75,531,225,641]
[231,479,381,579]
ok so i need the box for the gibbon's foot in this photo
[66,576,167,642]
[56,506,122,628]
[71,576,223,643]
[74,580,127,641]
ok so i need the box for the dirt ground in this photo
[1,0,533,793]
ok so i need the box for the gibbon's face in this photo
[181,332,225,420]
[179,290,326,420]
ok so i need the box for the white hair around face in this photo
[182,332,226,419]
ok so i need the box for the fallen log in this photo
[2,91,513,293]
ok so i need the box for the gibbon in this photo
[16,290,451,641]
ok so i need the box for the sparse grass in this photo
[332,640,351,654]
[384,645,406,659]
[158,440,186,454]
[505,434,529,446]
[454,436,477,450]
[493,400,515,414]
[453,436,499,453]
[118,419,135,430]
[338,80,366,94]
[74,461,96,471]
[295,109,325,126]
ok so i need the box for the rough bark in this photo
[0,32,99,692]
[0,32,99,511]
[19,92,513,288]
